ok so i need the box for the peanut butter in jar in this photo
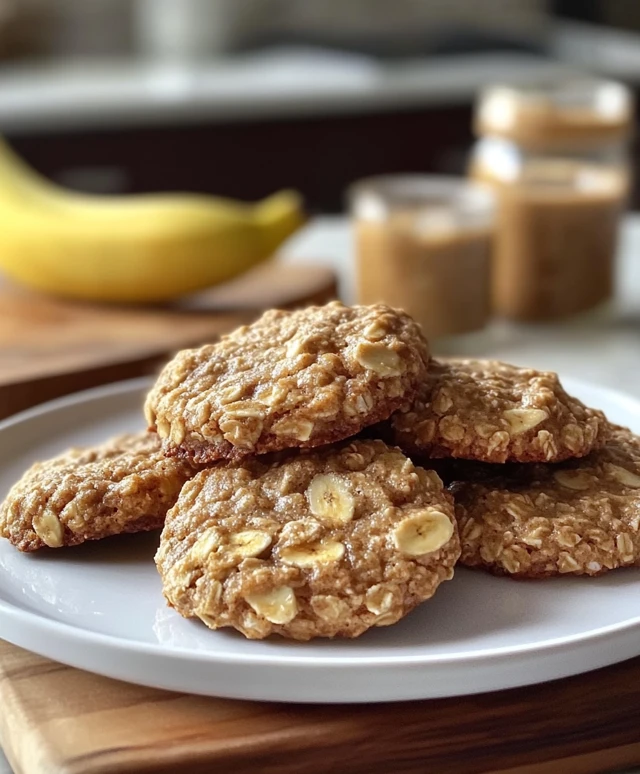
[471,80,633,321]
[349,176,494,340]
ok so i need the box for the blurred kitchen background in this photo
[4,0,640,426]
[0,0,639,210]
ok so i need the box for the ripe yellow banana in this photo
[0,138,305,303]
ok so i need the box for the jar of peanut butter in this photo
[349,175,494,345]
[470,79,633,321]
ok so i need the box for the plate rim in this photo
[1,376,640,685]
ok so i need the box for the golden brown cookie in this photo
[392,358,606,463]
[451,425,640,578]
[0,432,195,552]
[145,302,429,463]
[156,439,459,640]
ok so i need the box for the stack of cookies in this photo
[145,302,460,640]
[2,301,639,642]
[387,359,640,578]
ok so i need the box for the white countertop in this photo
[1,214,640,772]
[0,49,571,134]
[2,21,640,136]
[1,18,640,137]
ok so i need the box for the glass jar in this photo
[470,79,633,321]
[349,175,494,343]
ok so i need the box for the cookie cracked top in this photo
[392,359,606,463]
[145,302,429,463]
[156,439,459,640]
[451,425,640,577]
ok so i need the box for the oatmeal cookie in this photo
[145,301,429,463]
[452,425,640,577]
[0,432,195,552]
[392,359,606,463]
[156,439,459,640]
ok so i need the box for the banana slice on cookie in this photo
[156,439,460,640]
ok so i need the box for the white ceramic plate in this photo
[0,377,640,704]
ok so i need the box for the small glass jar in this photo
[470,79,633,321]
[349,175,494,344]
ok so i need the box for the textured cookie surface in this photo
[156,439,459,640]
[392,359,606,463]
[145,302,429,463]
[452,425,640,577]
[0,432,195,552]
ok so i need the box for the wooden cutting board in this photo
[1,640,640,774]
[0,261,337,419]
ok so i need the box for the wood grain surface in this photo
[1,640,640,774]
[0,262,337,420]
